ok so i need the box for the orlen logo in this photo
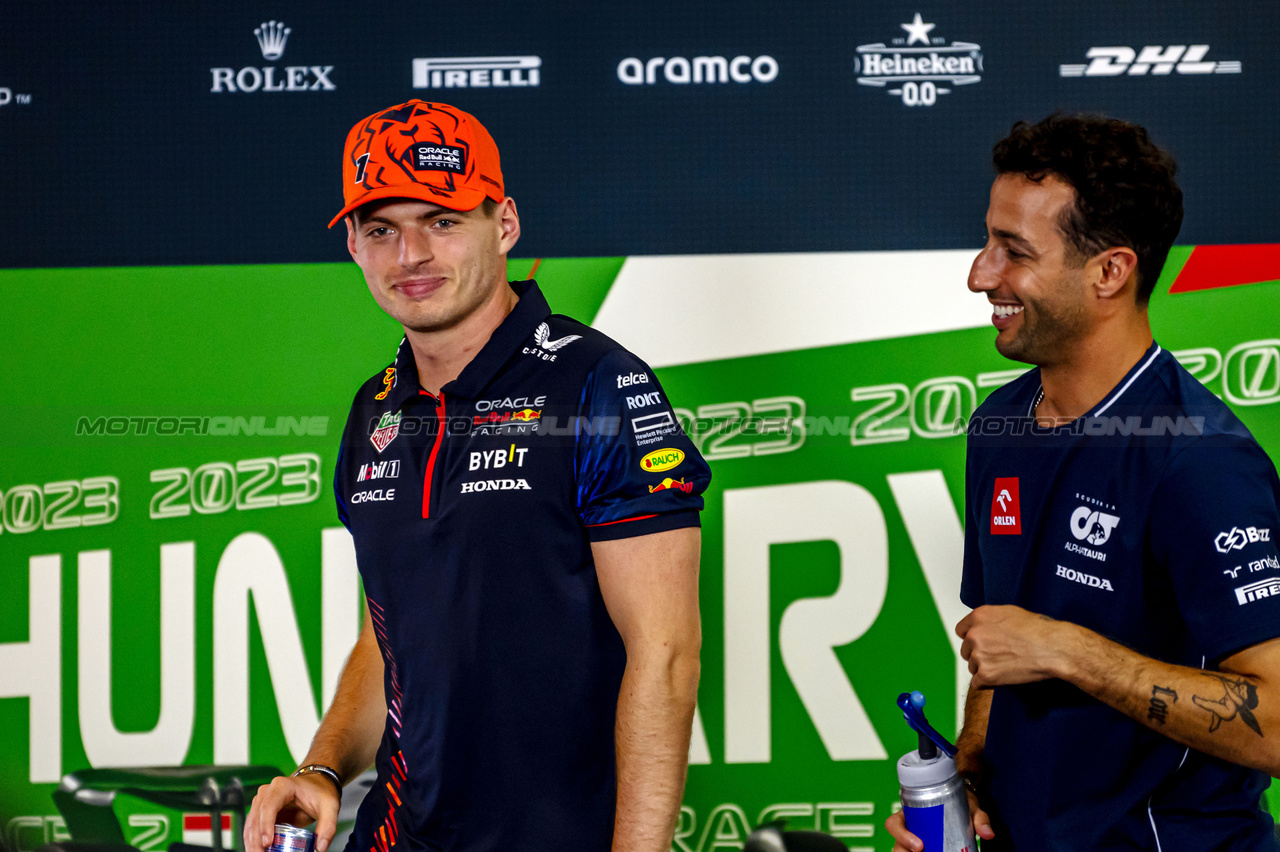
[210,21,336,93]
[412,56,541,89]
[1215,526,1272,553]
[854,13,983,107]
[1060,45,1241,77]
[618,55,778,85]
[641,448,685,473]
[990,477,1021,535]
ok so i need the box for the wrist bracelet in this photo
[293,764,343,798]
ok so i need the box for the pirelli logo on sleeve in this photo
[1236,577,1280,605]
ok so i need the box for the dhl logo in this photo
[641,448,685,472]
[511,408,542,422]
[648,477,693,494]
[374,367,395,401]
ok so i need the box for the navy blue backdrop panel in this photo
[1,1,1276,268]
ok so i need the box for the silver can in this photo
[268,825,316,852]
[897,752,977,852]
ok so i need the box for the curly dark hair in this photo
[992,114,1183,305]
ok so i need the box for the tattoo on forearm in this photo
[1147,685,1177,725]
[1192,675,1263,736]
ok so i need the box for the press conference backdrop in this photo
[2,2,1279,850]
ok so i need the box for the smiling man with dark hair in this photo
[888,113,1280,851]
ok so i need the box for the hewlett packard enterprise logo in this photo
[412,56,541,89]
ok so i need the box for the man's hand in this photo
[244,774,340,852]
[956,604,1072,687]
[883,789,995,851]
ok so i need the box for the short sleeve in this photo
[960,445,986,609]
[575,348,711,542]
[1150,435,1280,663]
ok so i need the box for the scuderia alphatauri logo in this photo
[210,21,336,93]
[853,13,983,107]
[1063,493,1120,562]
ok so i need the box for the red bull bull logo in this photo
[511,408,542,423]
[648,477,693,494]
[374,367,395,401]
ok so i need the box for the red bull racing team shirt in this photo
[333,280,711,852]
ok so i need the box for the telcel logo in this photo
[618,55,778,85]
[1060,45,1241,77]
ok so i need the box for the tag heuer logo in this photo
[853,13,983,107]
[370,411,402,453]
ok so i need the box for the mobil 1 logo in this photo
[853,13,983,107]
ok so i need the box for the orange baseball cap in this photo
[328,100,505,228]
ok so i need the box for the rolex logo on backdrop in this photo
[210,21,336,93]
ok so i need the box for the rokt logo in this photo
[1060,45,1241,77]
[1216,525,1272,553]
[617,55,778,85]
[1070,506,1120,546]
[413,56,541,89]
[210,21,336,93]
[854,13,983,107]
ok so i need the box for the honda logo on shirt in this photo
[991,477,1021,534]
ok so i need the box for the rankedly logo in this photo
[210,22,336,93]
[990,477,1021,535]
[641,448,685,472]
[374,367,395,400]
[854,13,983,107]
[648,477,694,494]
[1070,506,1121,546]
[1060,45,1241,78]
[370,411,402,453]
[413,56,541,89]
[1215,525,1272,553]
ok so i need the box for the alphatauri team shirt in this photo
[963,342,1280,851]
[334,281,711,852]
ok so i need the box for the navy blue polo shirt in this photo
[333,281,710,852]
[962,342,1280,851]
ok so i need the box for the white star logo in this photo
[900,13,935,46]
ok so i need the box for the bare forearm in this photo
[304,613,387,784]
[955,681,991,781]
[612,650,699,852]
[1055,624,1278,774]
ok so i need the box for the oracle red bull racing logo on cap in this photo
[648,477,693,494]
[990,477,1021,534]
[370,411,401,453]
[641,448,684,473]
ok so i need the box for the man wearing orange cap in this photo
[243,101,710,852]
